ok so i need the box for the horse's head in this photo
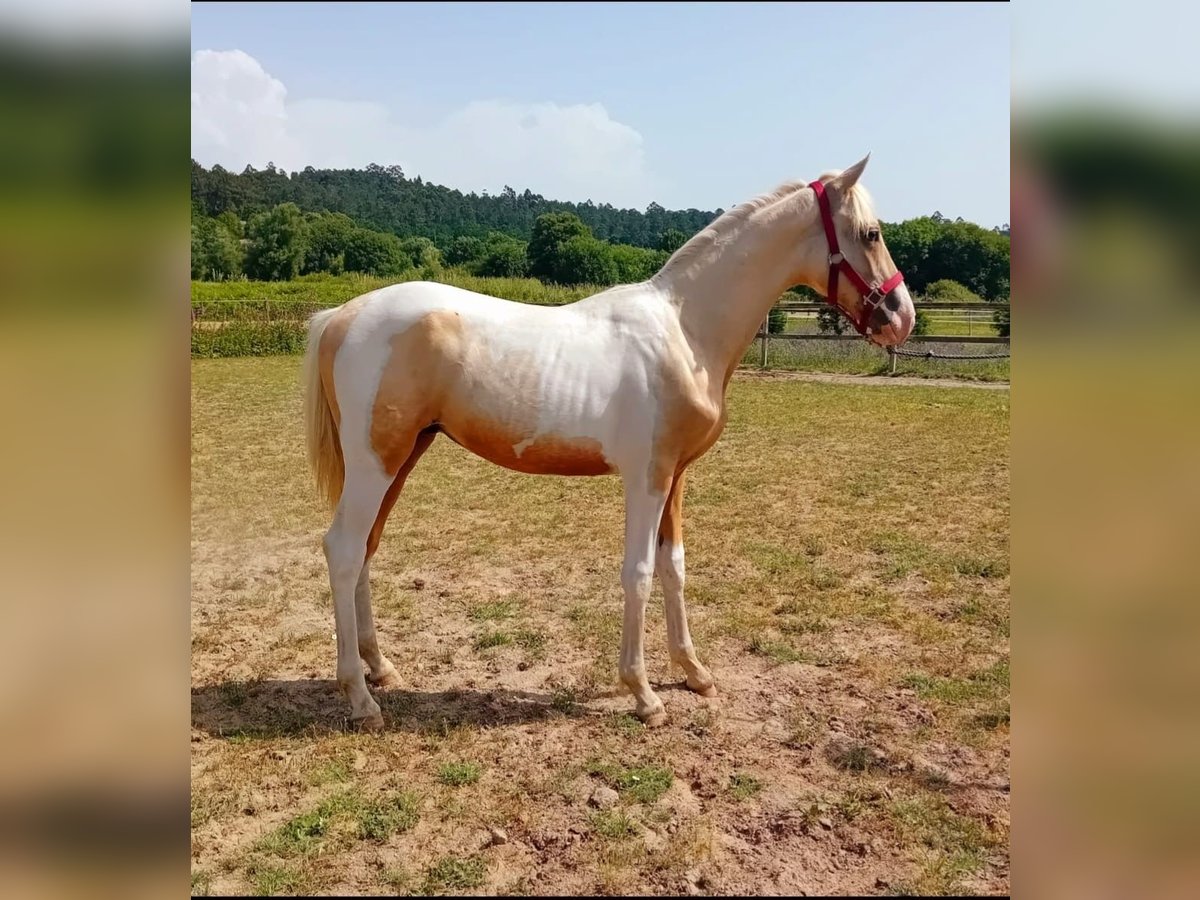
[805,155,915,347]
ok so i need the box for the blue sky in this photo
[191,2,1011,227]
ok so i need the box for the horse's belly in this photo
[441,422,614,477]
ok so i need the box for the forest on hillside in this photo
[190,160,1011,308]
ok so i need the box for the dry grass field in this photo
[191,357,1009,896]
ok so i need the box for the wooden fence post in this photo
[760,315,769,368]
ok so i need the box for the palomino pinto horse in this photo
[303,154,915,730]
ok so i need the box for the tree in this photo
[245,203,309,281]
[528,212,591,280]
[397,236,443,273]
[445,235,485,267]
[658,228,687,255]
[216,209,243,239]
[344,228,408,277]
[191,215,242,280]
[302,212,356,275]
[555,236,618,286]
[609,243,667,283]
[476,232,528,277]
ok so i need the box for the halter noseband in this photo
[808,179,905,337]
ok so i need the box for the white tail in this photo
[303,307,344,509]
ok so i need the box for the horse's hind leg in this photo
[324,461,394,730]
[355,429,436,690]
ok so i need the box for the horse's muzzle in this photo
[866,286,915,347]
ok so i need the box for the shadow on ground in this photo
[191,677,630,739]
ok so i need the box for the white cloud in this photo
[191,49,660,209]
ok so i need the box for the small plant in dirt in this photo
[473,630,512,651]
[469,600,516,621]
[423,855,486,893]
[512,628,547,656]
[250,863,310,896]
[550,686,578,712]
[748,634,809,664]
[191,871,212,896]
[608,712,645,736]
[382,867,418,894]
[356,792,420,841]
[587,759,673,803]
[438,761,482,787]
[728,773,764,800]
[826,738,880,773]
[590,809,639,839]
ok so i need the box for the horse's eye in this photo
[866,228,880,243]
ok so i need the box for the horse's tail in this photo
[303,307,344,510]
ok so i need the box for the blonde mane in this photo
[655,171,879,285]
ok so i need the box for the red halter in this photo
[808,179,905,337]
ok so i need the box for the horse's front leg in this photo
[619,474,671,726]
[657,471,716,696]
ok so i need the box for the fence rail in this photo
[191,294,1010,372]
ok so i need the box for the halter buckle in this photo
[828,252,843,266]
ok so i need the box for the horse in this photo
[302,154,915,730]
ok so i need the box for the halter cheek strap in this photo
[808,180,905,336]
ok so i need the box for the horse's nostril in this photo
[884,292,901,312]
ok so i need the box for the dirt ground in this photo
[191,358,1010,896]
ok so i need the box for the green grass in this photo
[437,761,482,787]
[468,599,517,621]
[512,627,548,656]
[472,630,512,651]
[251,864,311,896]
[191,870,212,896]
[423,855,487,893]
[747,634,811,664]
[356,792,421,842]
[591,809,640,839]
[255,789,419,856]
[728,773,764,800]
[588,760,674,804]
[903,658,1009,707]
[885,793,998,895]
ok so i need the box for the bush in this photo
[767,305,787,334]
[816,306,850,335]
[475,233,529,277]
[993,304,1010,337]
[344,229,409,277]
[610,243,667,283]
[444,235,485,267]
[923,279,984,304]
[555,236,619,286]
[912,309,931,337]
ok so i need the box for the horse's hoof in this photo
[369,668,403,690]
[352,712,385,732]
[688,679,718,698]
[639,708,668,728]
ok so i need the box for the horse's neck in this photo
[654,191,819,384]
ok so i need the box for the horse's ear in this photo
[831,153,870,191]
